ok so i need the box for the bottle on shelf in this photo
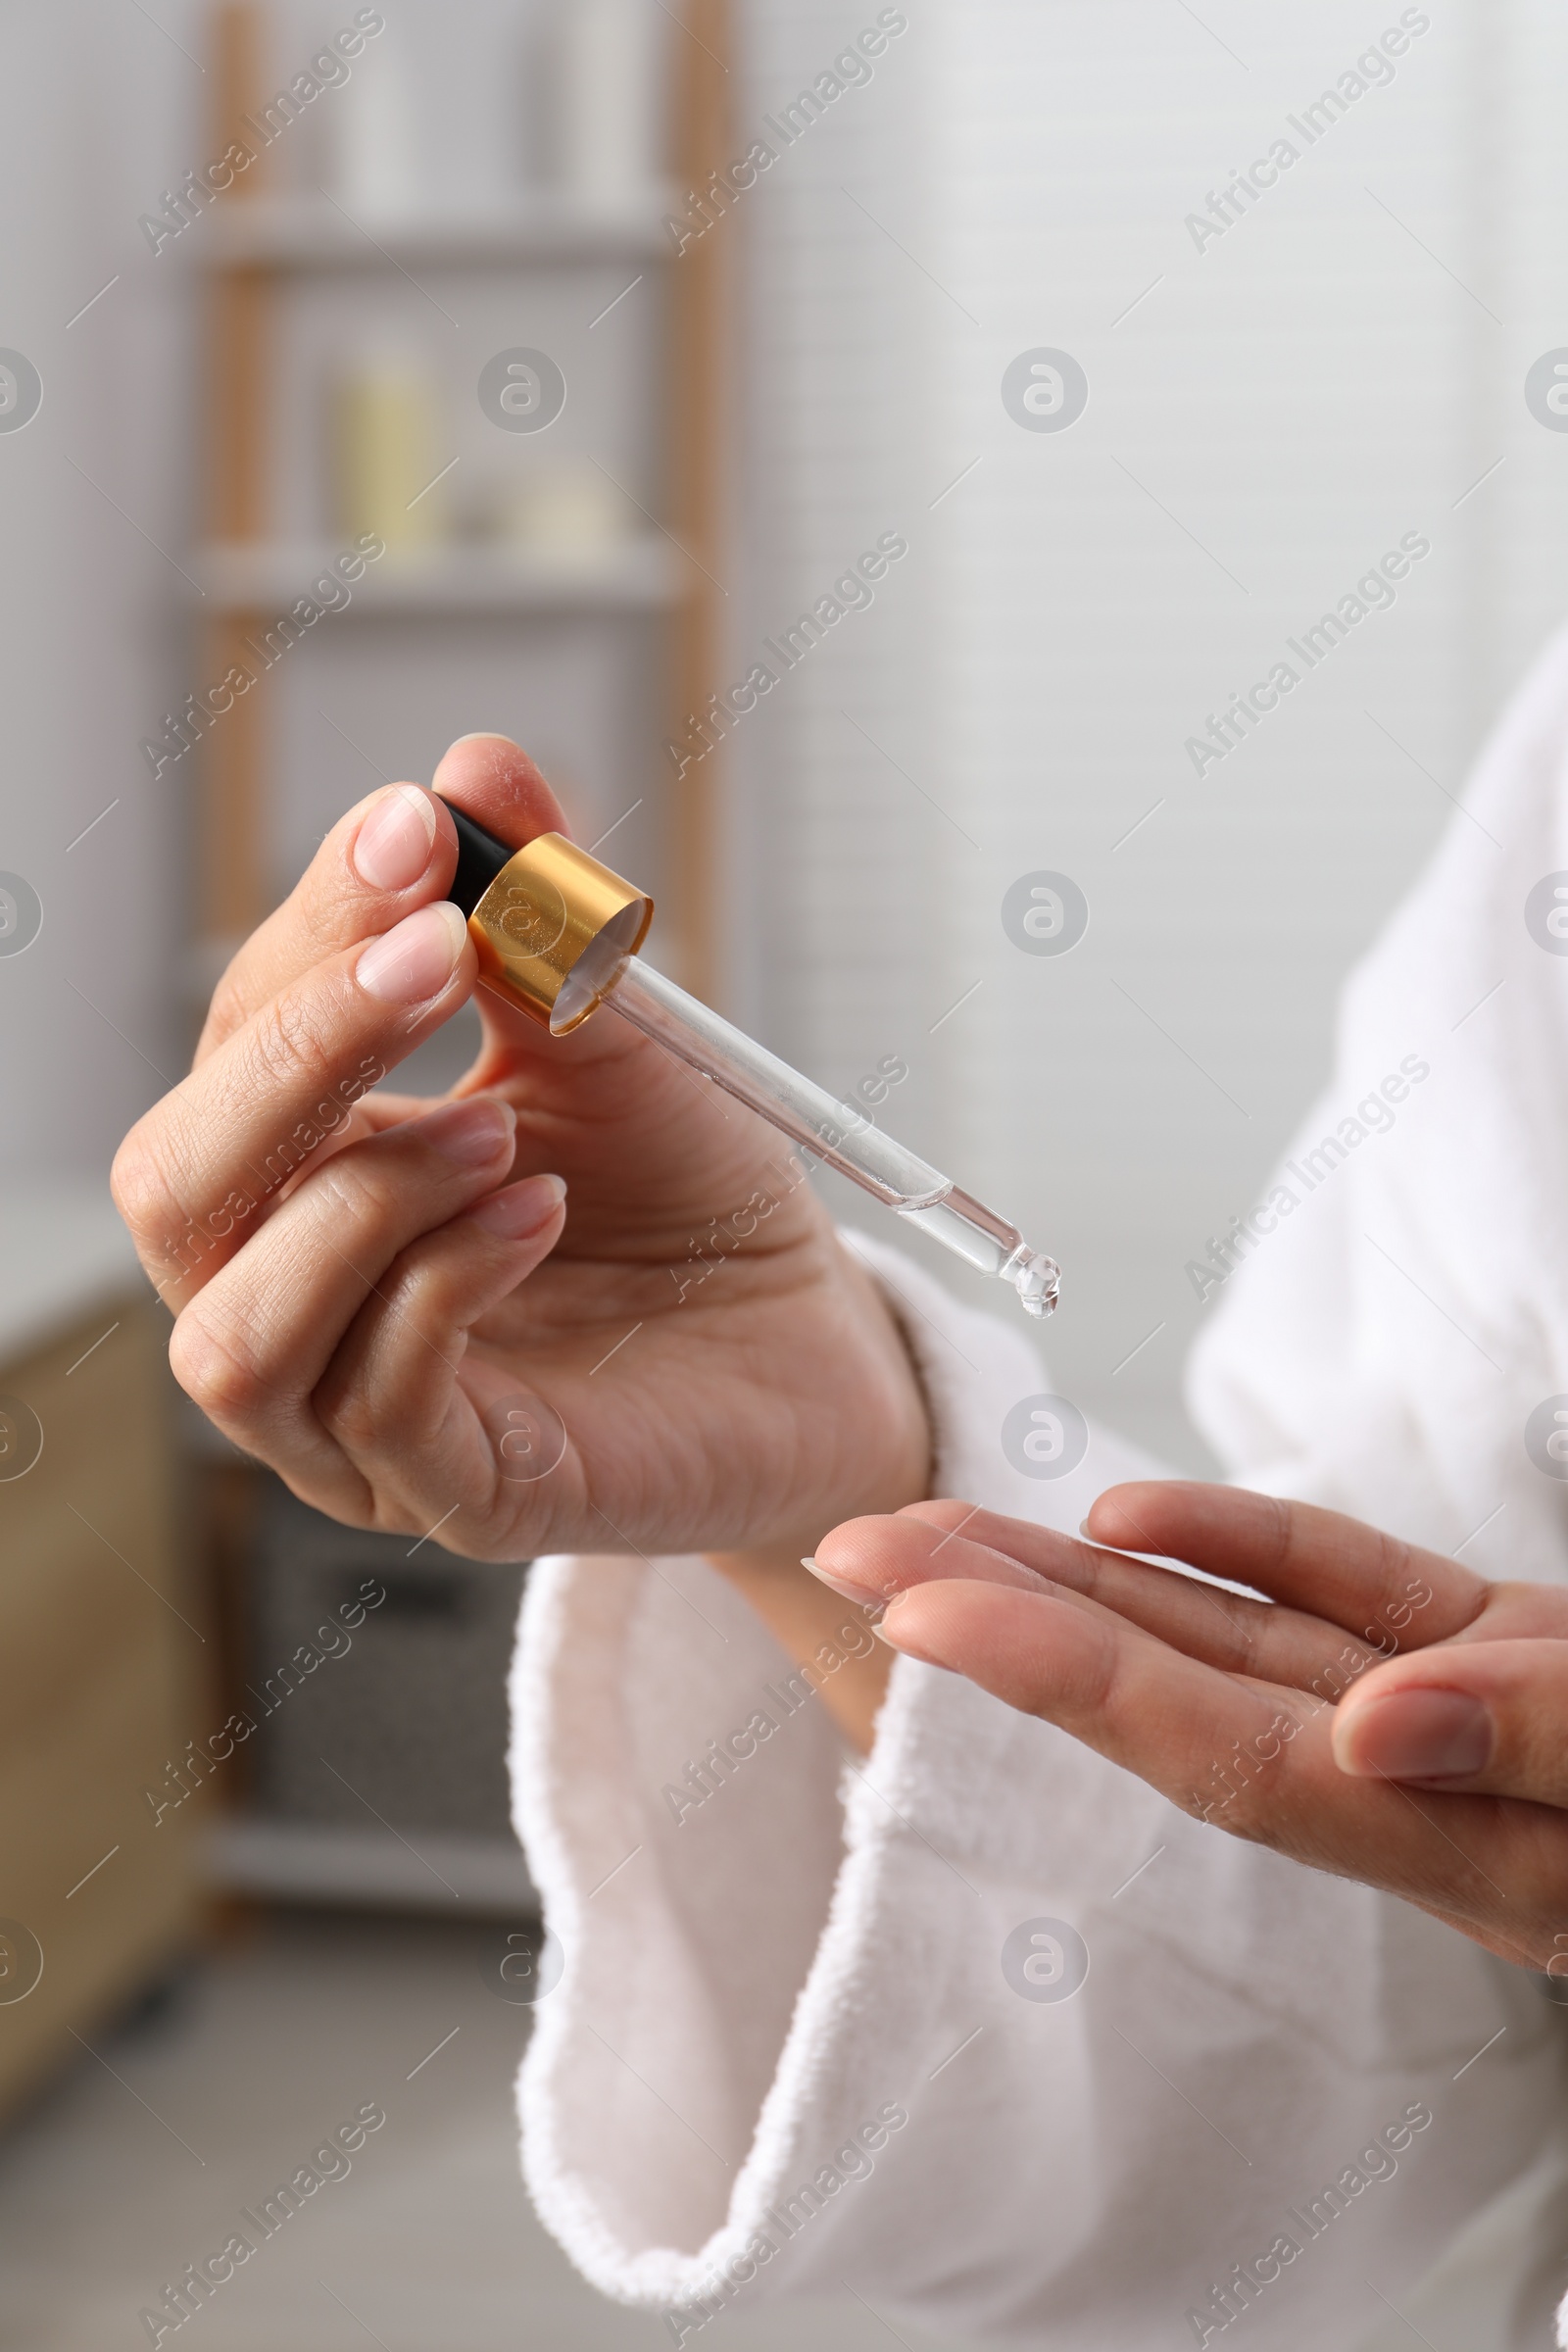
[552,0,663,198]
[329,26,420,216]
[331,349,447,552]
[489,462,636,560]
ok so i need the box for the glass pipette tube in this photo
[593,956,1060,1319]
[445,806,1060,1319]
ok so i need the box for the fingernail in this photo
[802,1553,885,1603]
[1078,1520,1092,1538]
[871,1592,924,1653]
[412,1098,515,1168]
[469,1172,567,1239]
[1341,1690,1494,1783]
[354,786,437,893]
[356,901,467,1004]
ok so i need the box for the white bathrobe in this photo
[508,626,1568,2350]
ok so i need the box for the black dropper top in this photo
[443,801,517,917]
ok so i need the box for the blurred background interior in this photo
[1,1,1566,2343]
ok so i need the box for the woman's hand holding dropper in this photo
[114,732,927,1723]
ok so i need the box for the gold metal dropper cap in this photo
[466,832,653,1032]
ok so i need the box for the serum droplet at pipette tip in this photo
[1004,1246,1061,1319]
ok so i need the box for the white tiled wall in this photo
[730,0,1568,1467]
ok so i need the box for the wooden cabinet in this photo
[0,1296,206,2119]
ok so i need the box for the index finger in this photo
[197,737,567,1061]
[1085,1483,1488,1647]
[820,1503,1395,1696]
[877,1579,1554,1965]
[114,904,477,1309]
[196,782,453,1061]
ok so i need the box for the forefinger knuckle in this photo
[111,1114,202,1269]
[110,1121,172,1241]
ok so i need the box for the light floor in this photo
[0,1910,976,2351]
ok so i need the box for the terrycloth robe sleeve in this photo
[510,1225,1568,2350]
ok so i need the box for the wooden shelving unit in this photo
[196,0,731,973]
[194,535,684,614]
[199,188,681,269]
[190,0,732,1913]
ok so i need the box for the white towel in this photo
[509,627,1568,2349]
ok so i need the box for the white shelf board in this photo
[194,536,685,614]
[0,1180,144,1371]
[207,1814,537,1916]
[197,188,680,269]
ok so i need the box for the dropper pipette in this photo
[444,808,1060,1320]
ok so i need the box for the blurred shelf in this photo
[194,536,686,613]
[0,1180,142,1369]
[207,1814,536,1916]
[198,187,680,270]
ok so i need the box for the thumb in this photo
[1333,1640,1568,1807]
